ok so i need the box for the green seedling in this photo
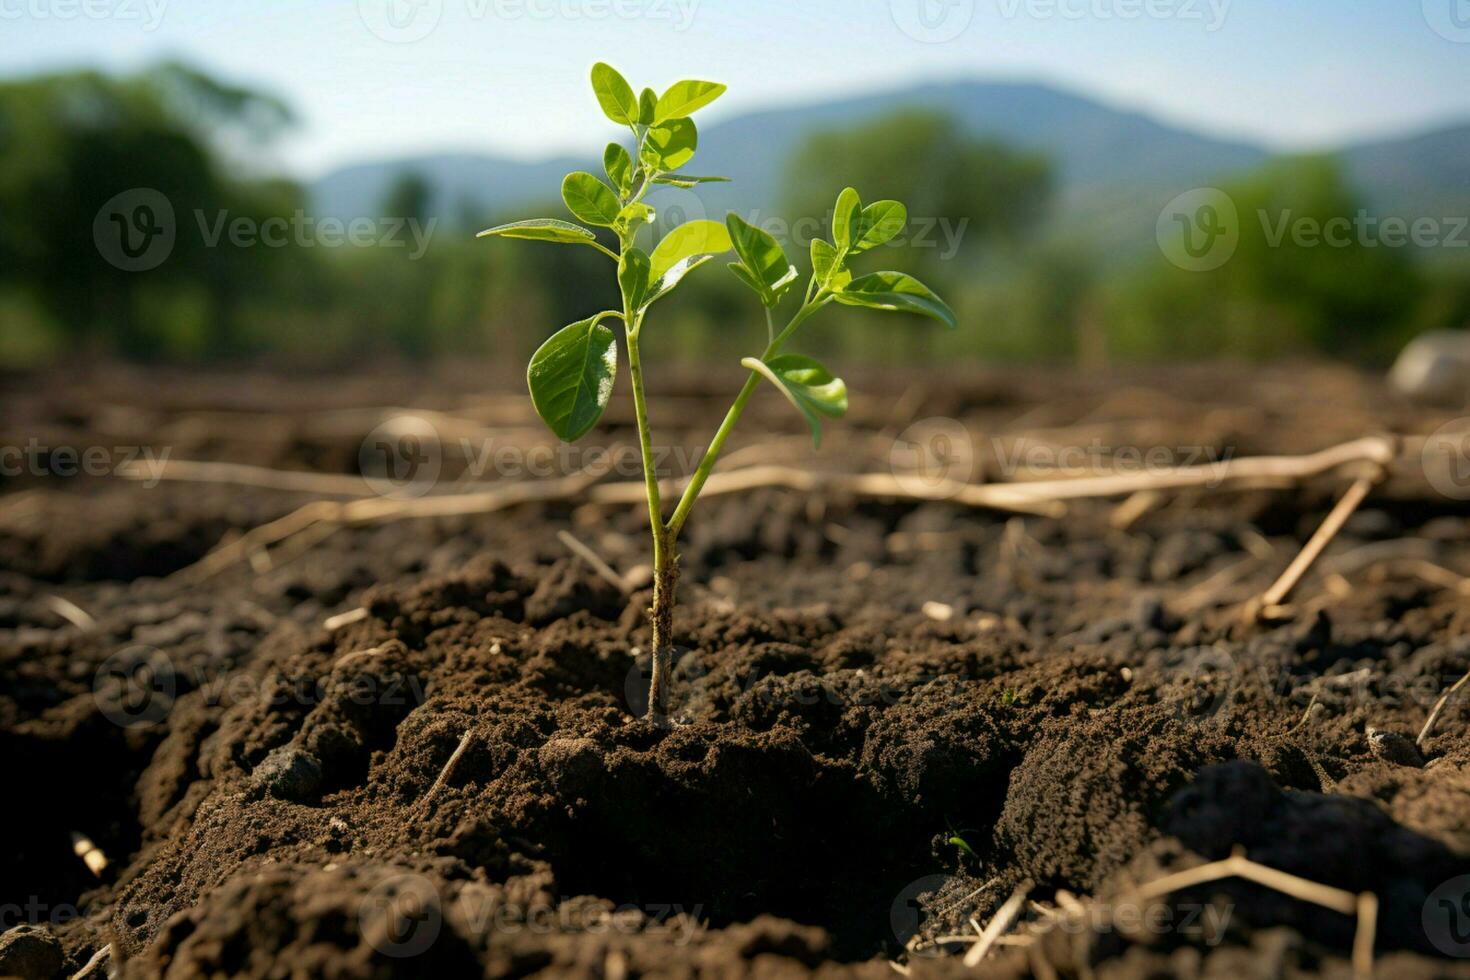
[948,834,979,861]
[481,63,955,718]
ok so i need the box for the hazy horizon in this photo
[3,0,1469,177]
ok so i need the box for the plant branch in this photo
[666,294,829,537]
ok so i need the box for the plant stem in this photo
[666,295,828,538]
[625,316,676,718]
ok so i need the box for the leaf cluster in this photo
[479,63,956,449]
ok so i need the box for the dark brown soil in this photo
[3,362,1470,978]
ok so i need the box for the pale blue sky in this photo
[3,0,1468,175]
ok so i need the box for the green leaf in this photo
[640,118,698,171]
[855,200,907,252]
[726,212,795,307]
[561,172,621,227]
[833,187,862,251]
[810,239,850,290]
[740,354,848,448]
[642,254,713,309]
[727,262,768,300]
[638,88,657,125]
[653,173,731,189]
[604,143,633,196]
[477,218,609,255]
[653,79,727,123]
[619,247,651,307]
[613,202,654,237]
[836,271,957,329]
[591,63,638,126]
[527,315,619,442]
[649,219,732,281]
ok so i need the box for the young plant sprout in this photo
[480,63,956,717]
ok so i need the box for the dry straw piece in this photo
[121,434,1402,582]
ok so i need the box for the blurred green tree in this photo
[781,111,1053,282]
[0,63,302,358]
[1109,156,1422,360]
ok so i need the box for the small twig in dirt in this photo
[324,607,369,631]
[589,464,1066,517]
[0,489,43,522]
[1107,851,1376,979]
[1354,893,1378,977]
[1238,528,1276,561]
[1281,694,1320,738]
[1172,557,1261,613]
[176,469,605,581]
[44,595,96,631]
[557,530,631,594]
[1323,538,1438,575]
[119,458,380,496]
[1418,666,1470,749]
[419,729,475,811]
[71,831,108,877]
[1109,489,1164,530]
[1053,890,1085,915]
[998,434,1396,503]
[1368,559,1470,596]
[964,882,1032,967]
[70,943,112,980]
[1251,469,1384,618]
[145,436,1400,582]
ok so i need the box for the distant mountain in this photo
[1340,123,1470,224]
[311,80,1271,223]
[309,80,1468,261]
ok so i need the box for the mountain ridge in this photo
[310,79,1469,258]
